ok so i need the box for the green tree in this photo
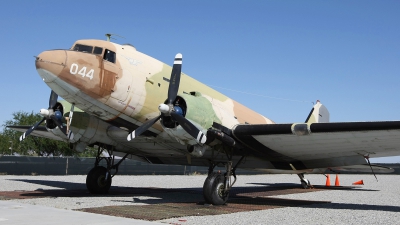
[0,132,12,155]
[1,111,96,157]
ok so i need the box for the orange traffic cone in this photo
[335,174,340,186]
[325,174,331,186]
[352,180,364,185]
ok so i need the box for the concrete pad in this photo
[0,200,164,225]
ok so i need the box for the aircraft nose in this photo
[36,50,67,83]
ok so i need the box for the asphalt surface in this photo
[0,174,399,224]
[0,200,163,225]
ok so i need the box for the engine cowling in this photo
[160,93,219,145]
[68,111,117,151]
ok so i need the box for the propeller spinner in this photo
[127,54,207,144]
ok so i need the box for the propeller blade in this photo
[127,115,162,141]
[67,129,74,140]
[167,53,182,104]
[50,115,64,128]
[170,112,207,144]
[67,104,75,140]
[50,115,67,135]
[19,117,46,141]
[20,90,69,141]
[49,90,58,109]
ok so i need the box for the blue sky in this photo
[1,1,399,162]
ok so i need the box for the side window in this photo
[93,47,103,55]
[103,49,116,63]
[73,44,93,53]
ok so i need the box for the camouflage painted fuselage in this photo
[36,39,273,143]
[29,38,399,174]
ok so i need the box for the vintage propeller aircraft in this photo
[9,36,400,205]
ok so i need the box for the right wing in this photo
[232,120,400,171]
[229,101,400,173]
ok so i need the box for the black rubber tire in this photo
[203,172,219,204]
[86,167,96,193]
[86,166,112,194]
[203,172,229,205]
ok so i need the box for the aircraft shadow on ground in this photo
[248,182,379,192]
[10,179,87,190]
[300,202,400,212]
[7,179,399,213]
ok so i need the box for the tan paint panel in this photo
[232,100,274,125]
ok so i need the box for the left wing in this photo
[232,121,400,170]
[7,125,66,141]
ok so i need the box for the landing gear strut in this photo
[298,173,312,189]
[86,144,128,194]
[203,156,245,205]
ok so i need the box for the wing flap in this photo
[330,164,394,173]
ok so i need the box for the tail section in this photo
[305,100,330,123]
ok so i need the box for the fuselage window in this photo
[104,49,116,63]
[72,44,93,53]
[93,47,103,55]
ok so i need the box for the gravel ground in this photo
[1,174,399,224]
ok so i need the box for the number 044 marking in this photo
[70,63,94,80]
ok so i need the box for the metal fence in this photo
[0,156,399,175]
[0,156,261,176]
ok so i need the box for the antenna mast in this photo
[105,33,125,42]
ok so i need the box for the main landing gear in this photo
[203,156,245,205]
[86,145,128,194]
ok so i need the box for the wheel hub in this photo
[216,183,225,198]
[97,175,107,187]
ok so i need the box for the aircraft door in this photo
[110,69,132,102]
[101,49,132,102]
[100,49,121,98]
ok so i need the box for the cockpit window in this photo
[103,49,116,63]
[72,44,93,53]
[93,47,103,55]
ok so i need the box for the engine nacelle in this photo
[160,94,216,145]
[68,112,117,148]
[42,100,126,152]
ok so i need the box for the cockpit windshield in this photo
[71,43,115,63]
[72,44,93,53]
[72,44,103,55]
